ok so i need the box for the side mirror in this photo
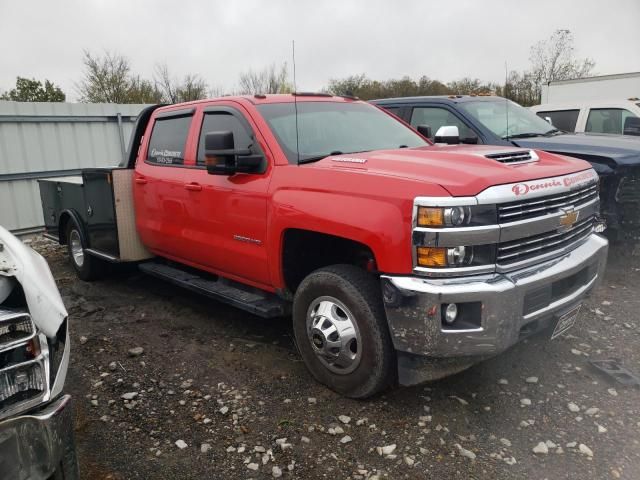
[204,131,265,175]
[544,116,553,125]
[416,124,432,139]
[434,126,460,144]
[623,116,640,136]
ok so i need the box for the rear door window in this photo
[146,115,192,165]
[410,106,476,141]
[536,110,580,132]
[196,112,255,165]
[585,108,635,135]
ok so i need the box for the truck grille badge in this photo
[558,207,579,232]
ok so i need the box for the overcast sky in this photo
[1,0,639,101]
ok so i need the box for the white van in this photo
[531,99,640,136]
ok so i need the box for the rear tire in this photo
[65,222,105,281]
[292,264,396,398]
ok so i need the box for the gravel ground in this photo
[30,237,640,479]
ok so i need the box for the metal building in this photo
[0,101,148,234]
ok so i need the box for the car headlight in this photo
[416,244,496,268]
[416,205,497,227]
[0,278,66,420]
[0,358,46,403]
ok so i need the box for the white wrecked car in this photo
[0,227,78,479]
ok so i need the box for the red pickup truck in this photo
[39,94,608,398]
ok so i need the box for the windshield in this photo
[257,101,428,163]
[459,100,558,139]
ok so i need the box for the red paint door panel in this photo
[134,111,197,261]
[184,106,271,285]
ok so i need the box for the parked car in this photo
[0,226,78,479]
[39,94,607,398]
[373,95,640,234]
[530,99,640,136]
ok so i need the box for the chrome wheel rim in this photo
[306,296,362,375]
[69,230,84,267]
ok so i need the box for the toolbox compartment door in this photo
[82,169,119,257]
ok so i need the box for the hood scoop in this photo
[485,150,539,165]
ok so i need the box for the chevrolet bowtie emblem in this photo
[558,207,579,231]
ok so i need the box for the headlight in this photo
[416,205,497,228]
[0,279,66,420]
[417,245,496,268]
[0,361,46,404]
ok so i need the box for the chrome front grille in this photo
[497,215,595,265]
[411,171,600,277]
[498,182,598,223]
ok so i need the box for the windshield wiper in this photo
[503,132,547,140]
[504,129,565,140]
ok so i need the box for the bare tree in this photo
[77,51,133,103]
[154,63,208,103]
[499,70,539,107]
[128,75,163,104]
[209,85,232,98]
[153,64,178,103]
[529,29,595,101]
[447,77,497,95]
[238,63,292,95]
[178,74,208,102]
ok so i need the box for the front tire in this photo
[65,222,105,281]
[292,265,395,398]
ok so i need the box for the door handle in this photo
[135,177,147,185]
[184,183,202,192]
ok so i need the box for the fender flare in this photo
[58,209,89,247]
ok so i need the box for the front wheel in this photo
[66,222,105,281]
[292,265,396,398]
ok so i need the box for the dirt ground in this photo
[32,238,640,479]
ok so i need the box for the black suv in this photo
[373,95,640,235]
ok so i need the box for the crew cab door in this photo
[134,108,198,260]
[185,103,272,287]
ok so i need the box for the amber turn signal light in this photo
[416,247,447,267]
[417,207,444,227]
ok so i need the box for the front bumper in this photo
[0,394,78,480]
[381,234,608,361]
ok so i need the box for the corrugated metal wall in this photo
[0,101,149,233]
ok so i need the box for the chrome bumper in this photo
[381,234,608,358]
[0,394,78,480]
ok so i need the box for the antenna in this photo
[505,61,509,141]
[292,40,300,165]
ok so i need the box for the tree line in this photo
[1,30,594,107]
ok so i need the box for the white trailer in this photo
[541,72,640,103]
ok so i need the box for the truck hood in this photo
[312,145,592,196]
[0,226,67,338]
[513,133,640,169]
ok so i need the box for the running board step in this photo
[139,262,290,318]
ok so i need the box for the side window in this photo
[382,106,401,116]
[585,108,634,135]
[146,115,192,165]
[536,110,579,132]
[197,112,255,165]
[410,107,474,140]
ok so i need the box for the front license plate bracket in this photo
[551,305,581,340]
